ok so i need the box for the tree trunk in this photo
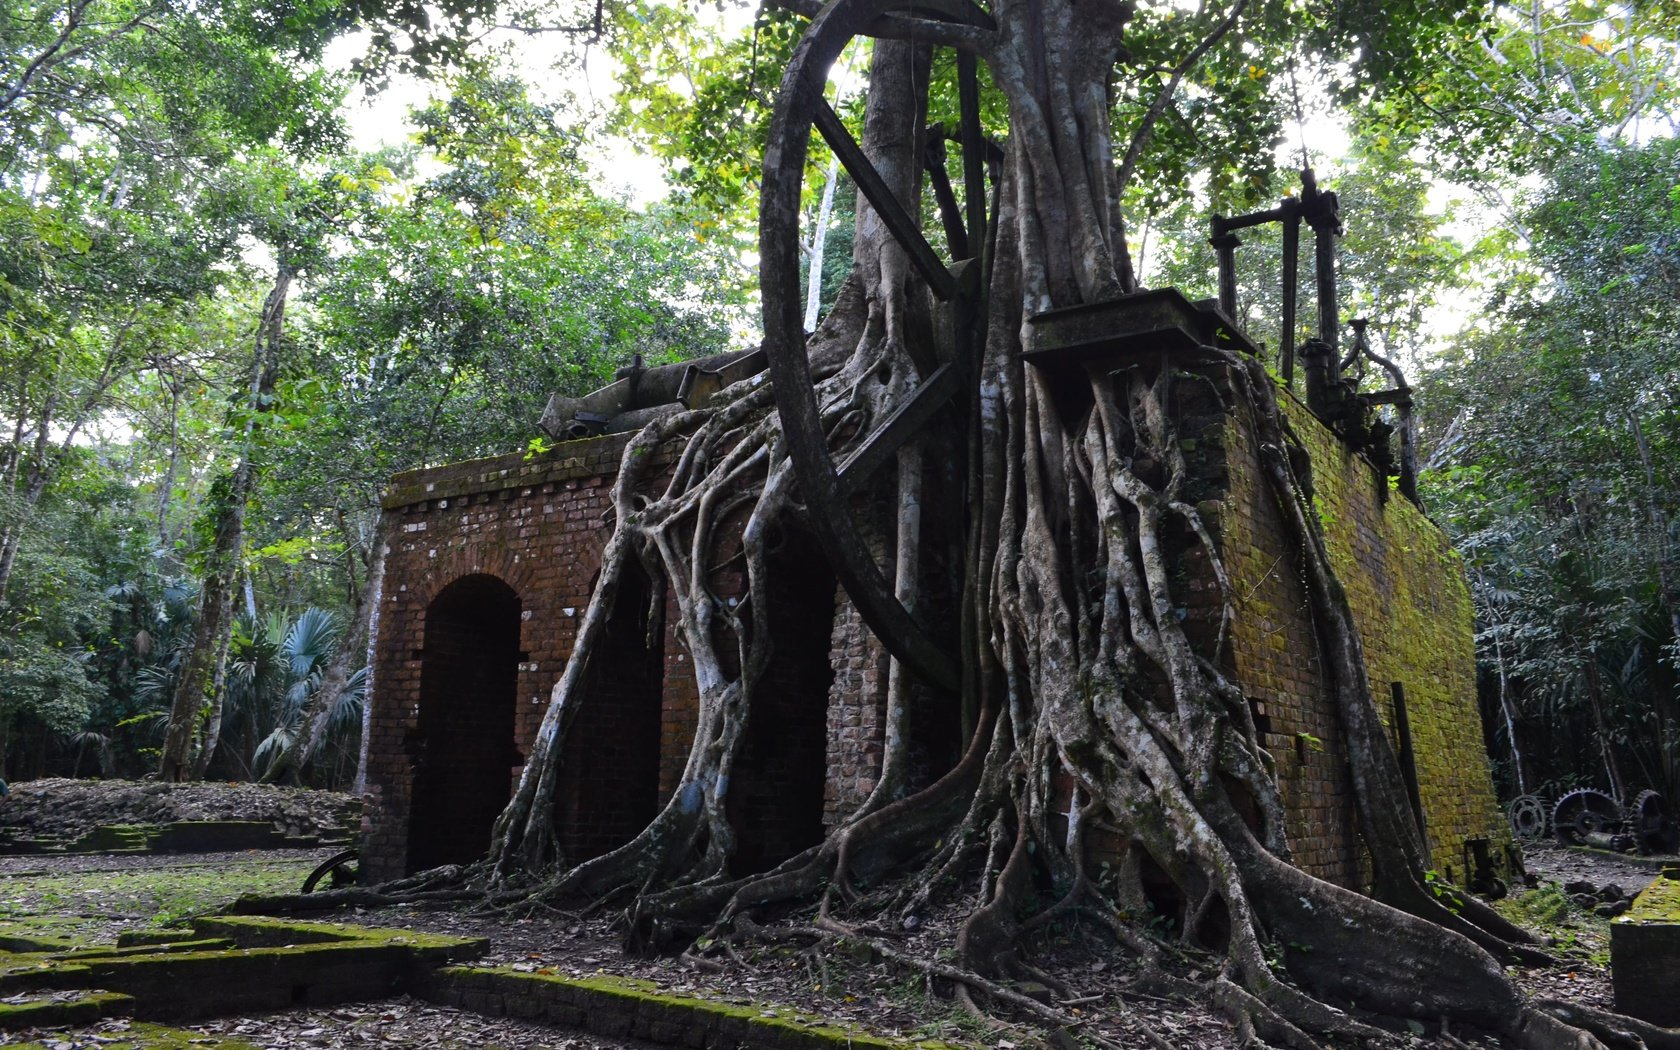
[804,154,842,331]
[158,266,291,782]
[262,513,387,785]
[0,351,63,609]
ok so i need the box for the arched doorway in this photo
[728,529,835,875]
[556,560,665,861]
[407,574,522,872]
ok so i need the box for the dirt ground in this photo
[1,782,1673,1050]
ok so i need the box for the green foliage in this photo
[1367,0,1680,178]
[0,455,155,767]
[1500,885,1575,928]
[1422,136,1680,804]
[218,606,364,781]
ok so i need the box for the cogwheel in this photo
[1508,795,1548,840]
[1552,788,1621,847]
[1632,789,1678,855]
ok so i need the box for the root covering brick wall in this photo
[363,435,691,882]
[362,350,1509,891]
[1210,367,1510,887]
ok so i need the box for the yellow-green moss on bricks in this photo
[0,990,133,1029]
[191,914,489,956]
[1619,875,1680,924]
[0,919,91,953]
[430,965,962,1050]
[6,1021,261,1049]
[1212,380,1510,888]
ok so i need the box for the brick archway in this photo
[406,573,523,872]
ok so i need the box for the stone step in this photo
[421,965,950,1050]
[0,989,134,1030]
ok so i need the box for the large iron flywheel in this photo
[1552,788,1622,847]
[759,0,996,692]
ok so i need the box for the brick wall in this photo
[363,435,695,882]
[363,361,1508,890]
[1208,367,1510,888]
[364,436,892,880]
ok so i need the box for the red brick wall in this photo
[363,436,877,880]
[363,435,693,881]
[363,365,1506,891]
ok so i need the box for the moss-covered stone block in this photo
[422,965,959,1050]
[0,989,133,1029]
[7,1021,262,1049]
[0,915,487,1021]
[1611,874,1680,1025]
[0,923,87,954]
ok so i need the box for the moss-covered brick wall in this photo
[1211,370,1510,889]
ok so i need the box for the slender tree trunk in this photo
[0,357,62,608]
[804,154,842,331]
[353,524,386,798]
[0,467,50,610]
[158,265,291,782]
[1583,657,1626,801]
[1490,622,1528,795]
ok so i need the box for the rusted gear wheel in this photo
[1508,794,1547,840]
[1632,789,1678,855]
[760,0,996,692]
[1551,788,1621,847]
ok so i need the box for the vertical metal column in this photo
[1210,221,1241,318]
[1314,214,1338,357]
[1280,210,1300,387]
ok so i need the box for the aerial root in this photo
[1518,1006,1617,1050]
[1205,975,1326,1050]
[730,916,1088,1029]
[228,884,478,915]
[1535,999,1680,1050]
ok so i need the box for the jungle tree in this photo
[313,0,1672,1044]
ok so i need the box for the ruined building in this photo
[364,339,1512,887]
[357,291,1513,896]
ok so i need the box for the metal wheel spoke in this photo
[811,93,958,301]
[760,0,997,694]
[837,363,963,495]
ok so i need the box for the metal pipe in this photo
[1314,215,1338,360]
[1281,212,1300,387]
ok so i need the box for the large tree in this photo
[286,0,1661,1045]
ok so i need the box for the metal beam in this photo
[836,363,962,495]
[811,92,959,301]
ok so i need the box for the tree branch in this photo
[1114,0,1249,195]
